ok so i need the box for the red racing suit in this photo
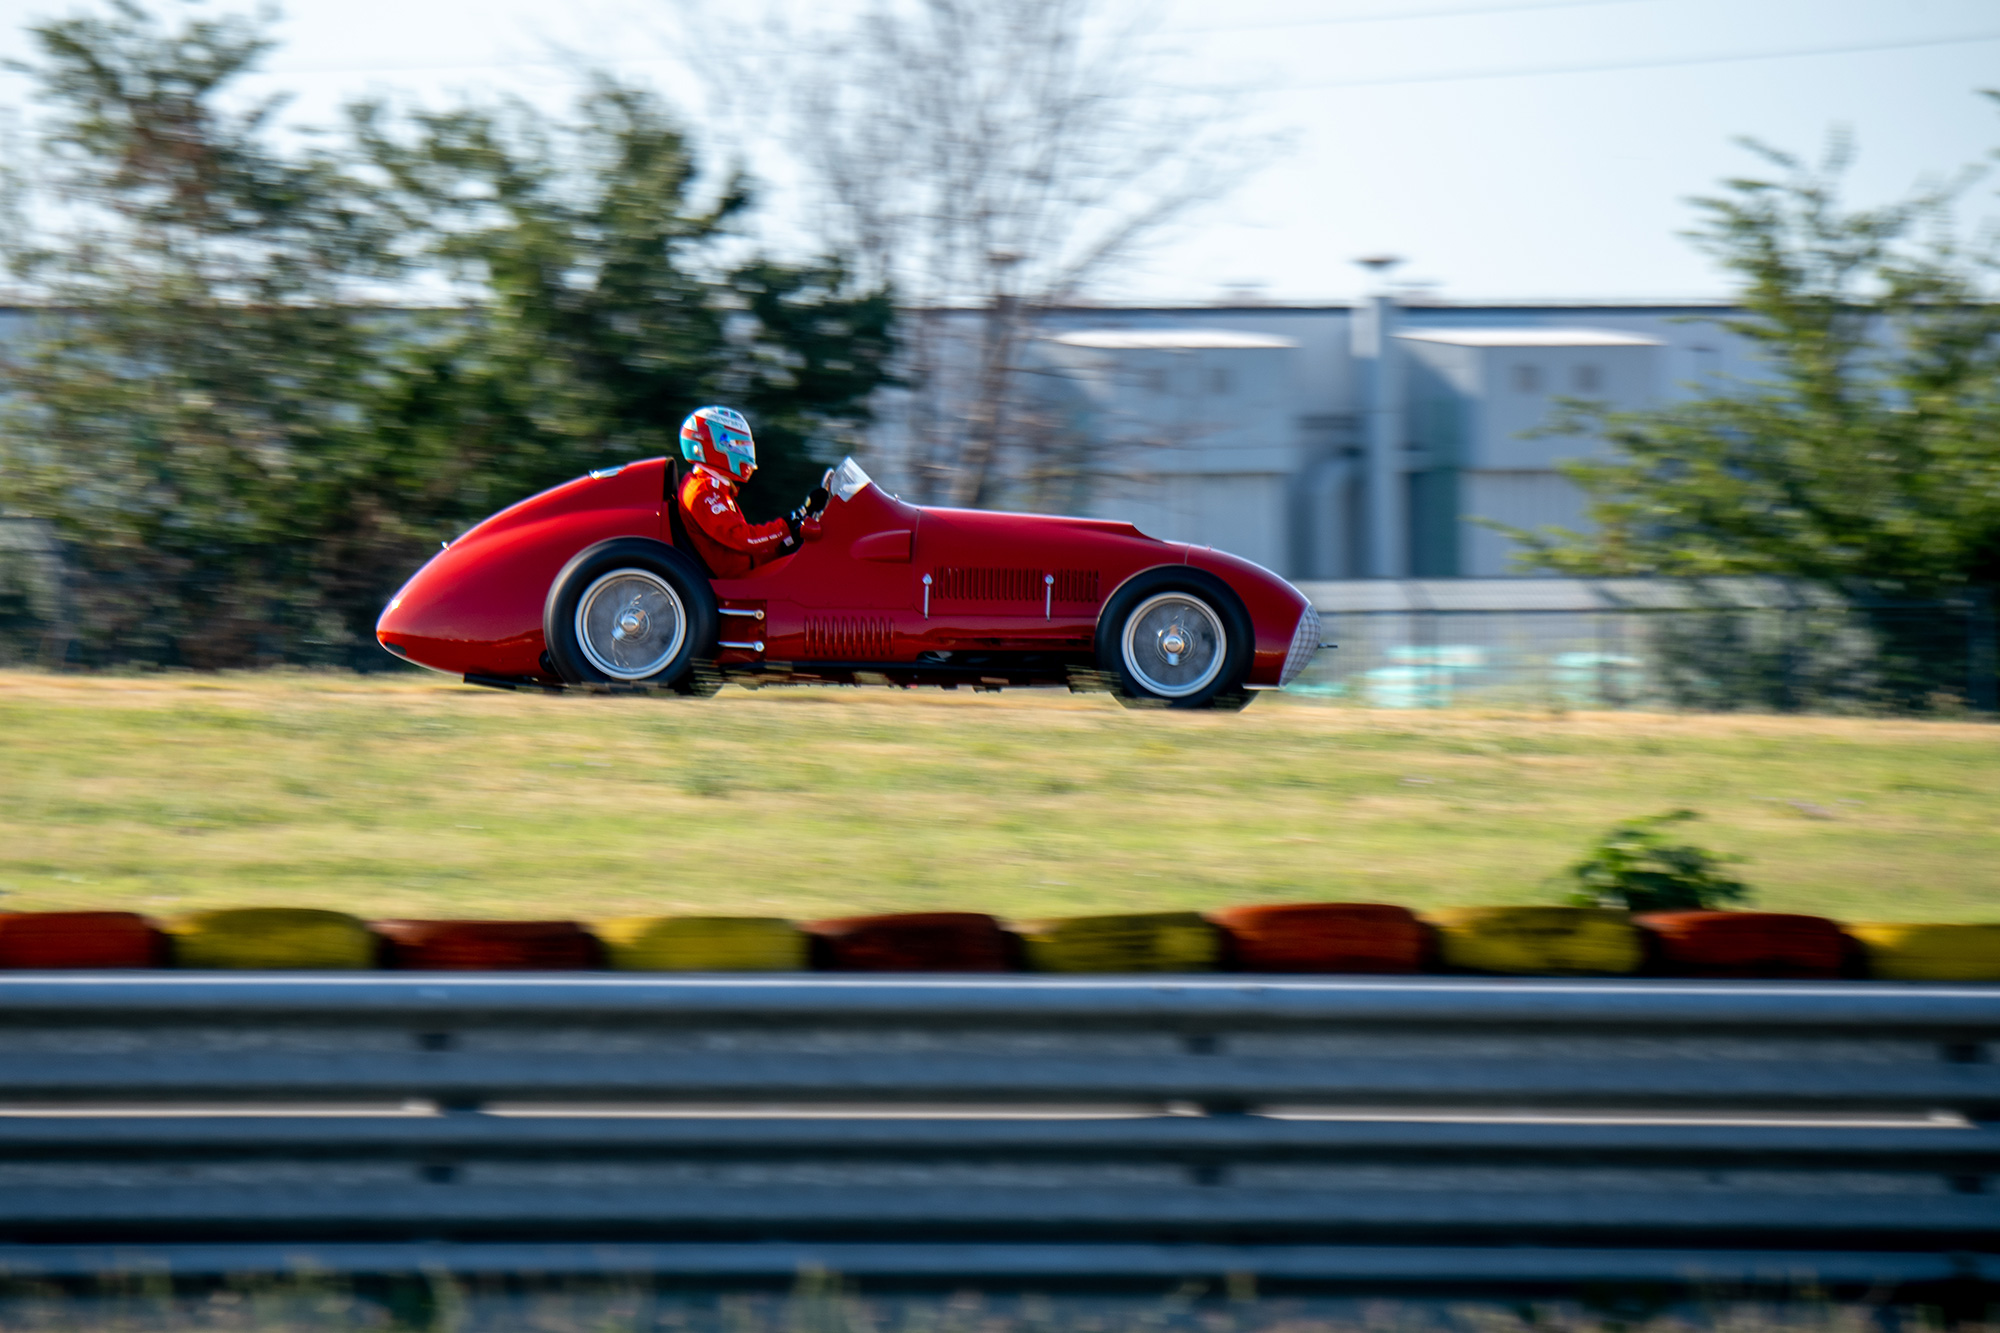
[678,466,796,578]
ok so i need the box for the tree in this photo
[353,80,895,525]
[0,0,398,667]
[1515,128,2000,708]
[713,0,1268,507]
[0,4,894,667]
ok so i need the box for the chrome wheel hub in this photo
[1121,593,1226,698]
[576,569,687,680]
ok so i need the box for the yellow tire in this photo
[1012,911,1219,974]
[166,908,377,970]
[595,916,808,972]
[1845,923,2000,982]
[1424,906,1641,976]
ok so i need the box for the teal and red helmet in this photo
[680,406,757,482]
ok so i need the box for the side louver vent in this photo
[804,617,894,659]
[1052,569,1101,603]
[935,568,1102,604]
[935,567,1040,602]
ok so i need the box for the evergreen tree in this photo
[355,82,893,527]
[0,6,894,667]
[1517,130,2000,707]
[0,1,396,665]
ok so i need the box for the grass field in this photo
[0,670,1995,924]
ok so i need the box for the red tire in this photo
[0,911,165,969]
[802,913,1017,972]
[1634,911,1846,979]
[1209,902,1428,974]
[374,920,602,971]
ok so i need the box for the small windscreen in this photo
[828,456,873,502]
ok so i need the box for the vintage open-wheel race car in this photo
[375,456,1325,709]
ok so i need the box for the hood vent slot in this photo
[937,567,1100,604]
[1051,569,1101,603]
[936,567,1039,602]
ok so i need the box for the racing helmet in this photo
[680,406,757,482]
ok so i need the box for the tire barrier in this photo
[372,920,601,971]
[802,912,1017,972]
[1012,911,1220,973]
[1,973,1997,1286]
[1635,910,1848,979]
[1208,902,1427,973]
[5,903,2000,980]
[1847,923,2000,982]
[1424,906,1644,976]
[596,916,808,971]
[163,908,377,970]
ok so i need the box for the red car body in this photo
[376,456,1321,698]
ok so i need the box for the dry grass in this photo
[0,670,1995,923]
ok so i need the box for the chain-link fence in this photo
[1,541,1993,713]
[0,517,62,668]
[1292,579,1999,715]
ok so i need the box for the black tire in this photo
[1094,567,1253,710]
[543,538,718,689]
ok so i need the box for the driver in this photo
[675,406,826,578]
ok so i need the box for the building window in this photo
[1573,364,1601,393]
[1511,364,1542,393]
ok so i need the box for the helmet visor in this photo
[711,423,756,473]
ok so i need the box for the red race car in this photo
[376,457,1324,710]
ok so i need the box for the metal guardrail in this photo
[0,974,1997,1288]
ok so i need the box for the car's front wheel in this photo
[543,538,718,690]
[1094,569,1254,710]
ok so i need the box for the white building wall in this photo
[1459,471,1594,577]
[854,299,1765,579]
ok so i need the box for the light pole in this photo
[1353,256,1406,578]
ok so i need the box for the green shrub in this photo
[1563,809,1752,912]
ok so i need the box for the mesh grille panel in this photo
[1280,604,1323,686]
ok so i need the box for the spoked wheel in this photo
[578,569,686,679]
[1094,569,1254,710]
[543,538,718,691]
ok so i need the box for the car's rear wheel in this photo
[1094,569,1253,710]
[544,539,717,690]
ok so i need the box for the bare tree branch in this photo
[686,0,1279,506]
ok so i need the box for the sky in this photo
[1,0,1996,304]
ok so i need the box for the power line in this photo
[213,19,2000,86]
[1170,0,1648,37]
[259,54,677,77]
[1278,26,2000,90]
